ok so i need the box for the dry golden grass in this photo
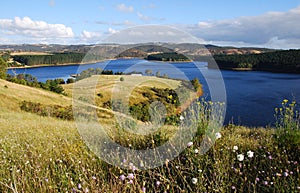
[63,75,181,106]
[0,79,71,111]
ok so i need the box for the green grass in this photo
[0,78,299,192]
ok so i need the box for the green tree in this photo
[156,71,161,77]
[0,57,8,79]
[191,78,201,91]
[145,69,153,76]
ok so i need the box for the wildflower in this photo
[237,154,244,161]
[283,172,289,177]
[283,99,288,103]
[78,184,82,189]
[120,174,126,181]
[192,178,198,184]
[233,146,238,152]
[141,187,146,192]
[264,181,268,185]
[215,132,221,139]
[179,115,184,121]
[231,186,236,190]
[255,177,260,182]
[128,180,134,184]
[128,173,134,180]
[84,188,89,193]
[156,181,161,187]
[247,150,254,158]
[187,142,193,147]
[92,176,96,180]
[140,161,145,167]
[194,149,199,154]
[268,155,272,160]
[276,173,282,177]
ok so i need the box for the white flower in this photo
[247,150,254,158]
[233,146,238,152]
[194,149,199,154]
[215,132,222,139]
[187,141,193,147]
[179,115,184,120]
[192,178,198,184]
[237,154,244,161]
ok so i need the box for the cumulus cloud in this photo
[189,6,300,48]
[0,16,74,38]
[80,30,103,43]
[116,4,134,13]
[103,25,205,44]
[81,30,102,39]
[108,28,119,34]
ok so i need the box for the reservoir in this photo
[8,59,300,127]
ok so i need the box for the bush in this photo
[20,100,73,120]
[66,78,75,84]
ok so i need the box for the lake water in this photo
[8,59,300,127]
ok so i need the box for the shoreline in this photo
[7,57,193,69]
[7,59,116,69]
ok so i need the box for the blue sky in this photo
[1,0,300,48]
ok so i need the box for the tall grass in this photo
[0,79,299,192]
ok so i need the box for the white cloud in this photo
[103,25,205,44]
[189,6,300,48]
[0,16,74,38]
[137,12,151,22]
[81,30,101,39]
[116,4,134,13]
[108,28,119,34]
[80,30,103,44]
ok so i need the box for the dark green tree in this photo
[0,57,8,79]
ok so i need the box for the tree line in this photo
[209,49,300,73]
[12,53,105,66]
[146,52,191,62]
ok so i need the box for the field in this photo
[0,77,299,192]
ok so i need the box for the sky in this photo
[1,0,300,48]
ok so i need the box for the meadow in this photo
[0,77,299,193]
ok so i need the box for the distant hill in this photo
[0,43,275,59]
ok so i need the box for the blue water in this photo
[8,59,300,127]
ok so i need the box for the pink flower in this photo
[120,174,126,181]
[127,173,134,180]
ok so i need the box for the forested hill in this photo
[208,49,300,73]
[11,53,104,66]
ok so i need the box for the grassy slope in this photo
[0,78,299,192]
[0,79,71,111]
